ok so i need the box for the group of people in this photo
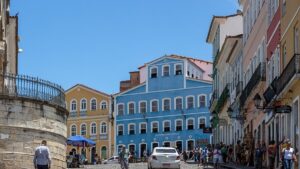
[181,146,211,167]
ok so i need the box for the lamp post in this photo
[253,93,292,114]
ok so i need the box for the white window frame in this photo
[90,122,97,135]
[198,94,207,108]
[127,101,135,115]
[139,122,147,134]
[151,121,159,133]
[150,66,158,78]
[100,100,108,110]
[174,63,183,75]
[128,123,136,135]
[70,99,77,112]
[162,98,171,111]
[100,122,107,134]
[150,99,159,112]
[162,65,170,76]
[139,100,147,113]
[198,117,206,129]
[186,118,195,130]
[80,98,87,111]
[70,124,77,136]
[175,119,183,131]
[80,123,87,136]
[117,103,125,116]
[117,124,124,136]
[90,98,97,111]
[174,96,183,110]
[186,95,195,109]
[163,120,171,132]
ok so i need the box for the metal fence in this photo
[0,73,65,108]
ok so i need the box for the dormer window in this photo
[175,64,182,75]
[151,67,158,78]
[162,65,170,76]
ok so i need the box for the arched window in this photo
[128,102,135,115]
[71,125,77,136]
[90,123,97,135]
[117,104,124,116]
[80,99,87,111]
[199,95,206,108]
[81,124,87,136]
[101,122,107,134]
[163,121,171,132]
[187,118,194,130]
[90,98,97,110]
[151,100,158,112]
[70,100,77,111]
[162,65,170,76]
[101,101,107,110]
[151,122,159,133]
[101,146,107,160]
[162,98,171,111]
[175,97,183,110]
[117,125,124,136]
[150,67,158,78]
[186,96,194,109]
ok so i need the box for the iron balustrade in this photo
[0,73,65,108]
[276,54,300,95]
[236,81,243,97]
[240,62,266,107]
[209,90,218,109]
[214,84,229,113]
[263,78,278,104]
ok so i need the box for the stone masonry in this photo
[0,96,68,169]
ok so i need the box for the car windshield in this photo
[155,149,176,153]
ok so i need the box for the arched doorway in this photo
[187,140,194,151]
[101,146,107,160]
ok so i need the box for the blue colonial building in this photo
[114,55,213,157]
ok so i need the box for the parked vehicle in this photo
[148,147,180,169]
[103,156,119,164]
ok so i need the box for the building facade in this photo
[206,13,243,145]
[114,55,212,157]
[66,84,114,162]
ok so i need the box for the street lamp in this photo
[253,93,292,113]
[227,106,245,121]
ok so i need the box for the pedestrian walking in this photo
[33,140,51,169]
[221,144,228,163]
[282,141,297,169]
[182,151,188,163]
[119,146,129,169]
[213,144,221,169]
[235,140,242,164]
[268,140,276,169]
[255,143,263,169]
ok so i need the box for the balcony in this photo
[80,111,87,116]
[276,54,300,96]
[0,73,65,108]
[69,111,77,117]
[0,40,5,54]
[100,134,108,140]
[240,62,266,107]
[236,81,243,97]
[214,85,229,113]
[209,90,218,109]
[263,78,277,104]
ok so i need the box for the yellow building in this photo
[65,84,114,163]
[278,0,300,166]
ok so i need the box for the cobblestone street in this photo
[71,162,215,169]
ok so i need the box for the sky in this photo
[11,0,239,94]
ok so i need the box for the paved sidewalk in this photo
[220,163,255,169]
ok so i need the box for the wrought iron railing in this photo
[209,90,218,109]
[240,62,266,106]
[263,78,277,104]
[214,84,229,113]
[276,54,300,95]
[236,81,243,97]
[0,73,65,108]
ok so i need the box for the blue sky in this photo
[11,0,238,94]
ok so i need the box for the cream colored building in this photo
[66,84,114,163]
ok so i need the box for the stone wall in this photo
[0,96,68,169]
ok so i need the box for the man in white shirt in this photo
[282,141,297,169]
[33,140,51,169]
